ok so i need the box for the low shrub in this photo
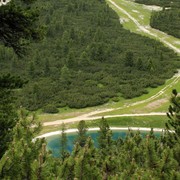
[42,104,59,114]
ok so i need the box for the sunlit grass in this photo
[36,72,179,124]
[37,106,98,122]
[39,115,167,135]
[97,77,179,116]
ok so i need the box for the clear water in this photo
[46,130,161,157]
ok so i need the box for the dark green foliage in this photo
[60,123,69,161]
[98,117,113,150]
[75,120,88,147]
[0,90,180,179]
[0,74,24,89]
[124,51,134,67]
[164,89,180,146]
[1,0,178,110]
[0,0,43,56]
[0,74,25,158]
[0,109,55,179]
[136,0,180,38]
[42,104,59,114]
[150,8,180,38]
[0,0,43,159]
[59,137,101,179]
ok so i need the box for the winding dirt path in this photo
[3,0,177,127]
[43,112,166,126]
[43,70,179,126]
[108,0,180,54]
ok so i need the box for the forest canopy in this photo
[0,0,179,111]
[0,1,180,178]
[0,90,180,179]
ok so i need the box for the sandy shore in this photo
[36,127,165,139]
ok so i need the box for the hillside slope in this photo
[0,0,179,111]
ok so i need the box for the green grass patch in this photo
[36,0,179,126]
[97,77,179,116]
[37,106,98,122]
[37,75,179,124]
[39,115,167,135]
[105,116,167,128]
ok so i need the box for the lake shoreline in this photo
[36,127,165,139]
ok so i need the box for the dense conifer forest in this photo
[0,0,180,179]
[0,90,180,179]
[0,0,179,111]
[136,0,180,38]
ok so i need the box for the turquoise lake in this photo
[46,130,162,157]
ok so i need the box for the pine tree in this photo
[75,120,88,147]
[61,65,71,83]
[0,74,24,158]
[44,59,50,76]
[158,148,178,179]
[165,89,180,146]
[0,0,43,157]
[136,58,143,70]
[66,50,76,68]
[124,51,134,67]
[79,51,90,66]
[74,137,101,180]
[98,117,113,150]
[28,61,36,78]
[0,109,52,179]
[60,123,69,161]
[0,0,43,56]
[144,138,159,170]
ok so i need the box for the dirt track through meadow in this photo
[43,71,179,126]
[1,0,178,127]
[43,0,180,126]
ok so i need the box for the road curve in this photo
[43,69,179,126]
[43,112,166,126]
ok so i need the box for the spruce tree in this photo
[0,109,52,179]
[60,123,69,161]
[0,74,24,158]
[75,120,88,147]
[74,137,101,180]
[165,89,180,146]
[124,51,134,67]
[0,0,43,56]
[98,117,113,150]
[0,0,43,158]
